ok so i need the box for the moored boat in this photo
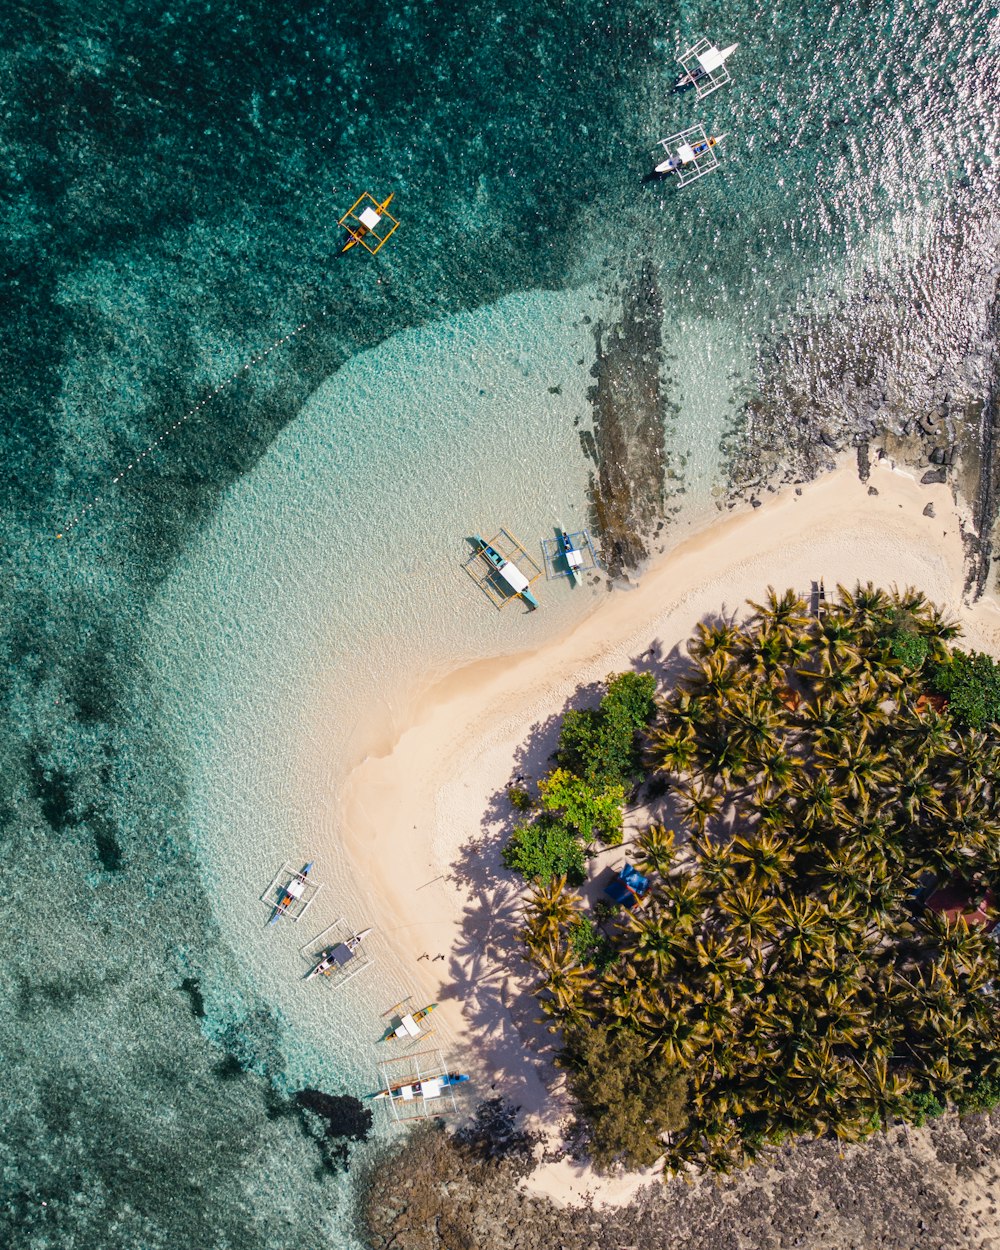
[473,534,539,609]
[305,926,373,979]
[371,1072,469,1102]
[268,862,313,925]
[557,527,583,585]
[339,192,395,255]
[380,1001,438,1042]
[672,42,737,92]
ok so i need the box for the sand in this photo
[339,458,1000,1205]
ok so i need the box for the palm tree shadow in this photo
[441,875,565,1111]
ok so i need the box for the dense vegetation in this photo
[515,585,1000,1173]
[501,671,656,882]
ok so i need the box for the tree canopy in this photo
[517,584,1000,1174]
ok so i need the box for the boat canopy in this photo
[498,562,530,593]
[396,1014,421,1039]
[677,143,697,163]
[421,1077,445,1100]
[359,206,382,229]
[696,46,726,72]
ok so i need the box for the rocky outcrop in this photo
[585,264,667,579]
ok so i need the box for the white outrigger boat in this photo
[305,926,373,979]
[653,125,725,186]
[673,39,737,98]
[470,533,540,610]
[372,1071,469,1103]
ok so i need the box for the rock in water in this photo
[587,263,666,579]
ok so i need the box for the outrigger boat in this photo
[338,192,396,255]
[380,1001,438,1042]
[268,862,313,925]
[371,1072,469,1102]
[655,133,725,175]
[672,42,737,93]
[305,926,373,979]
[557,527,584,585]
[473,534,539,610]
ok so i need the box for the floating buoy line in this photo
[56,312,331,538]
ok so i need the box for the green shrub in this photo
[905,1089,945,1126]
[506,785,534,812]
[890,632,929,671]
[501,814,585,885]
[955,1069,1000,1114]
[931,648,1000,728]
[556,671,656,791]
[537,768,624,844]
[568,916,615,972]
[562,1023,687,1170]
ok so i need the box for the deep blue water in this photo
[3,0,1000,1246]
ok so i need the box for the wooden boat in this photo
[339,192,394,255]
[557,527,584,585]
[306,926,373,979]
[380,1001,438,1042]
[371,1072,469,1102]
[473,534,539,609]
[268,862,313,925]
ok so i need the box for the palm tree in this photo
[718,884,780,948]
[690,616,743,663]
[812,614,862,677]
[647,725,699,776]
[533,940,592,1017]
[674,778,723,833]
[838,581,893,635]
[521,875,578,952]
[748,587,810,643]
[634,822,675,877]
[729,830,799,890]
[816,738,893,812]
[773,895,831,964]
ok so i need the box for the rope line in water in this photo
[57,312,329,538]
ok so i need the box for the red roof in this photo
[926,882,998,930]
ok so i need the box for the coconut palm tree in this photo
[748,587,810,643]
[729,830,799,890]
[674,777,724,833]
[533,940,593,1017]
[634,822,676,877]
[690,616,743,663]
[521,875,579,952]
[647,724,700,777]
[718,884,780,948]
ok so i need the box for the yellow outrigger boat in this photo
[338,192,399,255]
[380,1000,437,1042]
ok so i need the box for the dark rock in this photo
[819,429,838,449]
[919,413,940,436]
[923,503,936,518]
[751,498,762,509]
[857,439,871,482]
[795,488,803,496]
[921,468,947,485]
[929,447,948,465]
[868,486,879,496]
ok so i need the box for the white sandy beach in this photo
[340,459,1000,1205]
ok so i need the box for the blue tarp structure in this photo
[604,862,650,908]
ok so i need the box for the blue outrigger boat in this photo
[473,535,539,610]
[557,527,584,585]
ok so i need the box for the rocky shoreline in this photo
[362,1104,1000,1250]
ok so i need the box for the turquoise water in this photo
[4,0,1000,1246]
